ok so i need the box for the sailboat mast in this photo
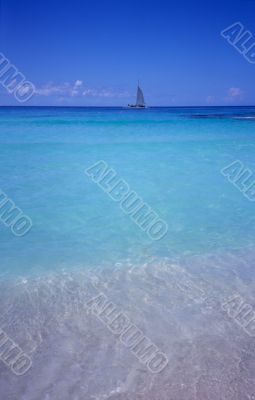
[127,81,146,108]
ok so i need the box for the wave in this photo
[190,113,255,120]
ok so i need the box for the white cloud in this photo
[35,81,128,99]
[74,80,83,87]
[225,87,244,102]
[82,89,97,96]
[82,88,129,98]
[229,87,242,97]
[35,82,73,96]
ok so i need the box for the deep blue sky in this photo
[0,0,255,106]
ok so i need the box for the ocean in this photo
[0,106,255,399]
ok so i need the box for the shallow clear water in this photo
[0,106,255,399]
[1,106,255,276]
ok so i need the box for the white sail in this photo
[136,85,145,107]
[127,83,146,108]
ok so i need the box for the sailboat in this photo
[128,83,147,108]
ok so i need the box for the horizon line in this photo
[0,105,255,108]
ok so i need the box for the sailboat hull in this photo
[127,104,147,109]
[127,84,147,108]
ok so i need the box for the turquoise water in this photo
[1,107,255,399]
[1,106,255,276]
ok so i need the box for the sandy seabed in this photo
[0,250,255,400]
